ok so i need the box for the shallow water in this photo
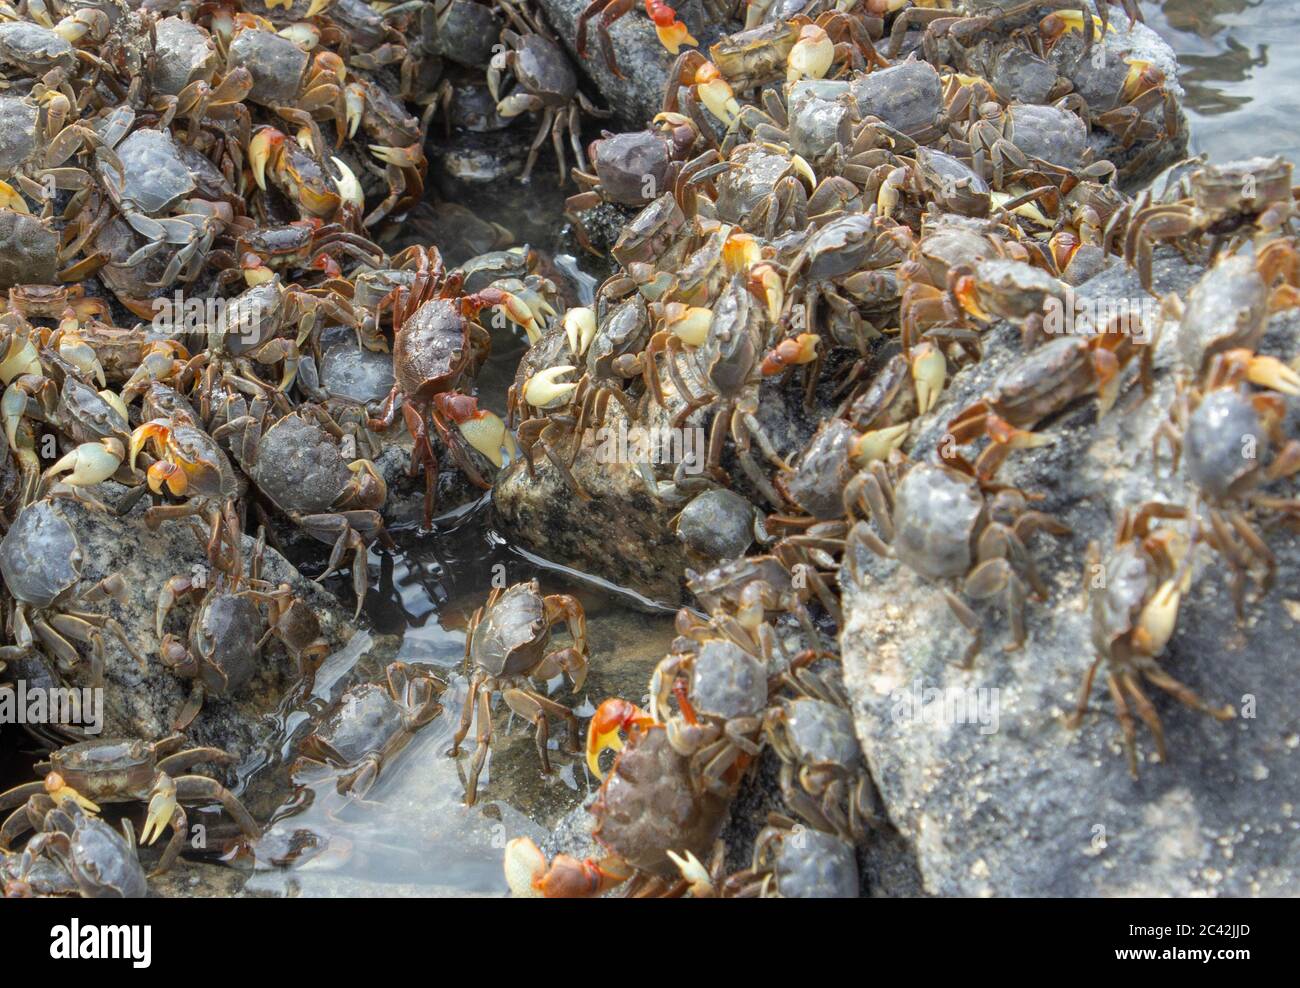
[1150,0,1300,163]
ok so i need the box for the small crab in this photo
[1068,508,1235,776]
[723,815,859,898]
[13,801,147,898]
[1125,157,1298,290]
[946,324,1151,479]
[0,496,141,683]
[488,21,611,183]
[450,580,589,805]
[849,456,1070,664]
[292,661,443,806]
[0,735,259,875]
[764,663,880,841]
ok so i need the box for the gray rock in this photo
[30,488,358,763]
[838,249,1300,895]
[535,0,732,126]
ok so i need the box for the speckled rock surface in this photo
[838,250,1300,896]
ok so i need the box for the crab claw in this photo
[458,408,518,468]
[2,383,30,449]
[658,303,711,346]
[749,262,784,322]
[0,179,29,214]
[646,0,697,53]
[344,82,365,139]
[523,365,578,408]
[666,849,715,897]
[495,92,542,119]
[128,420,169,470]
[788,24,833,82]
[43,772,99,814]
[147,459,187,495]
[1243,353,1300,396]
[911,342,946,414]
[987,413,1054,449]
[761,333,819,376]
[331,156,364,211]
[503,837,632,897]
[586,697,652,779]
[41,438,124,489]
[722,231,761,274]
[851,423,909,465]
[1133,578,1182,657]
[692,62,740,126]
[563,306,598,356]
[141,774,178,847]
[249,127,285,191]
[369,143,423,169]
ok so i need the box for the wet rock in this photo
[838,249,1300,895]
[34,488,358,763]
[535,0,733,126]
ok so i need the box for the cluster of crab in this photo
[468,557,871,897]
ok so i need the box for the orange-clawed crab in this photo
[367,246,528,527]
[503,698,728,897]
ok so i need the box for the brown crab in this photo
[450,579,590,805]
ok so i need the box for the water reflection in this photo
[1150,0,1299,161]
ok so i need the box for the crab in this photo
[1124,157,1298,291]
[764,663,879,841]
[945,323,1151,478]
[1151,349,1300,616]
[648,612,774,797]
[644,272,790,491]
[248,125,362,224]
[722,815,859,897]
[0,734,259,875]
[886,0,1139,61]
[506,697,729,897]
[9,801,147,898]
[219,404,391,616]
[128,406,244,574]
[488,21,611,183]
[0,205,59,289]
[848,456,1070,664]
[0,496,142,684]
[1067,508,1235,776]
[368,246,528,527]
[945,256,1072,345]
[291,661,443,806]
[449,579,589,805]
[0,92,96,206]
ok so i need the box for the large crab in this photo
[848,456,1070,664]
[449,579,589,805]
[0,735,259,875]
[367,246,527,527]
[505,697,729,897]
[1067,507,1235,776]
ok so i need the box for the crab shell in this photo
[892,462,985,581]
[48,739,158,804]
[770,827,859,898]
[590,724,728,880]
[469,580,554,677]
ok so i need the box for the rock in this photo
[535,0,733,126]
[838,249,1300,895]
[27,487,358,763]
